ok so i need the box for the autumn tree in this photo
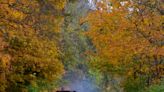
[82,0,164,92]
[0,0,66,91]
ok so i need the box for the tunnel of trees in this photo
[0,0,163,92]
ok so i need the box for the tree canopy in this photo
[0,0,163,92]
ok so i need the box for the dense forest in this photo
[0,0,163,92]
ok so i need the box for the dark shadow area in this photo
[56,91,76,92]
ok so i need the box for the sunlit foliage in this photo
[0,0,66,91]
[82,0,164,91]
